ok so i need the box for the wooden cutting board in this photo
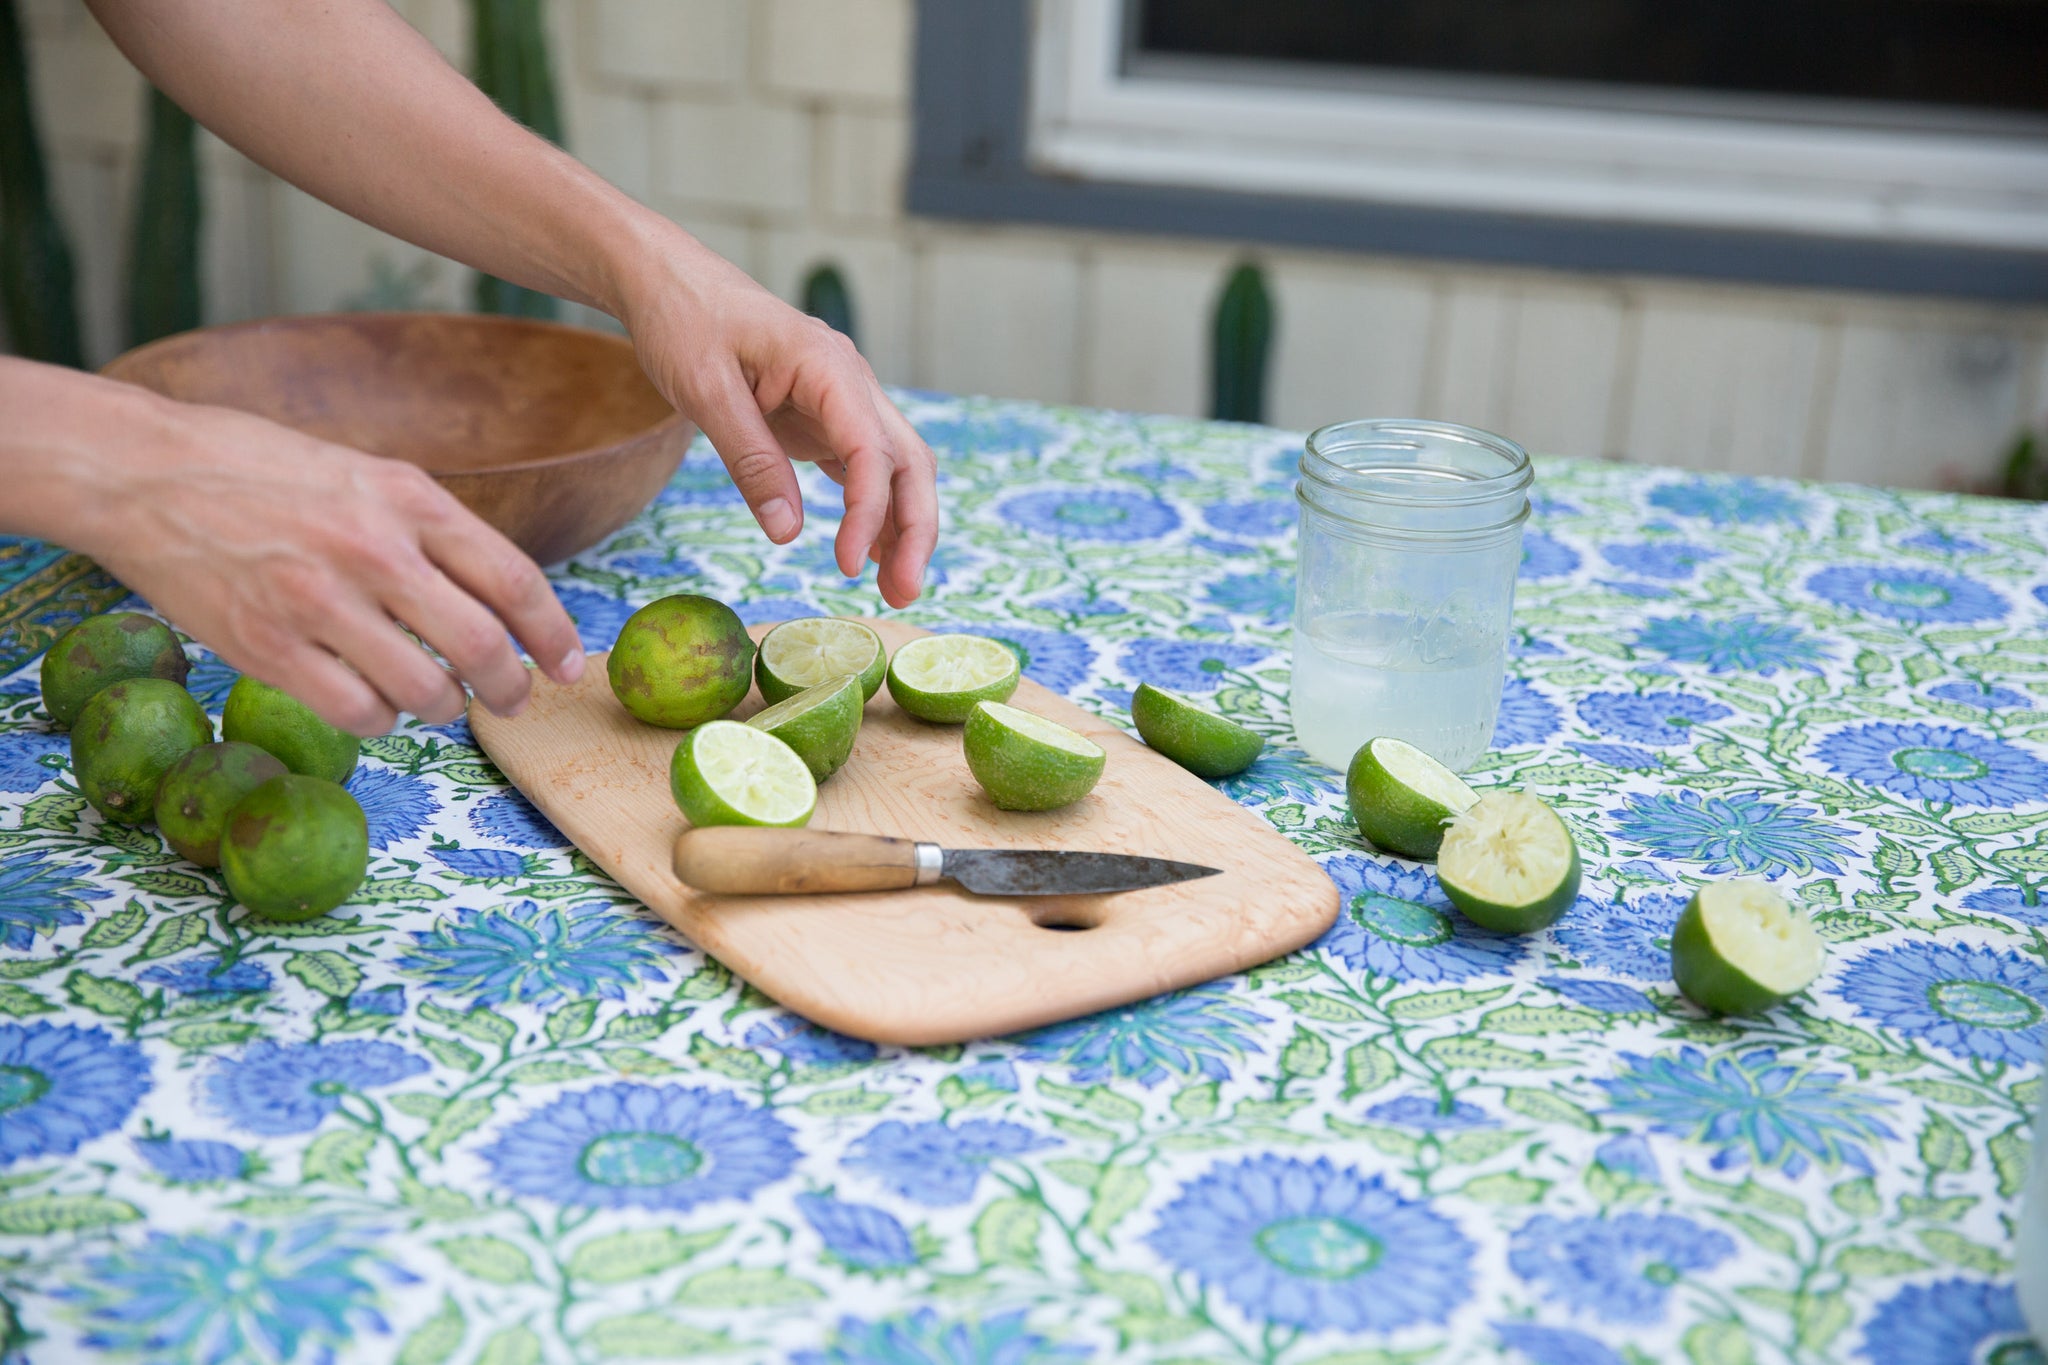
[469,618,1337,1045]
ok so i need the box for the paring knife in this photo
[672,827,1221,897]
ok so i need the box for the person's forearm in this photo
[83,0,666,317]
[0,356,174,555]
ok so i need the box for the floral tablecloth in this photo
[3,393,2046,1365]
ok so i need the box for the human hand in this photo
[615,229,938,608]
[76,389,584,736]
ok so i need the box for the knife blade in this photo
[672,826,1221,897]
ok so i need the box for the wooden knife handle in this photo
[672,826,936,895]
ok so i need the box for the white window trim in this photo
[1027,0,2048,252]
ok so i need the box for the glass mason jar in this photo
[1291,419,1532,773]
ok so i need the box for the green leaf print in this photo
[1832,1245,1930,1276]
[421,1096,496,1159]
[1341,1043,1398,1099]
[475,1325,544,1365]
[1682,1320,1756,1365]
[420,1000,517,1047]
[123,869,212,899]
[1917,1228,2008,1274]
[1085,1166,1149,1237]
[1503,1088,1598,1131]
[1171,1081,1221,1117]
[166,1020,259,1047]
[436,1235,537,1285]
[568,1227,731,1283]
[132,912,207,961]
[674,1266,825,1308]
[0,1194,142,1235]
[0,984,56,1017]
[1280,1026,1332,1077]
[1917,1112,1973,1173]
[1388,986,1518,1021]
[1990,1124,2032,1199]
[972,1199,1044,1268]
[418,1035,484,1073]
[1458,1173,1548,1204]
[63,970,144,1019]
[301,1127,377,1189]
[797,1087,893,1117]
[1479,1004,1605,1034]
[1419,1037,1571,1071]
[284,950,362,999]
[583,1314,731,1359]
[79,902,147,949]
[395,1295,466,1365]
[546,999,598,1043]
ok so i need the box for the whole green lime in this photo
[607,594,755,728]
[70,679,213,825]
[222,677,361,782]
[154,741,289,866]
[219,775,369,921]
[40,612,189,729]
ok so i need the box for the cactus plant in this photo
[801,263,857,344]
[0,0,84,366]
[471,0,560,319]
[128,85,203,346]
[1210,261,1273,425]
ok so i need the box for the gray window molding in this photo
[907,0,2048,304]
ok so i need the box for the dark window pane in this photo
[1135,0,2048,118]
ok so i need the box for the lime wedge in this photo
[756,618,886,704]
[669,720,816,828]
[1130,682,1265,779]
[1344,736,1479,860]
[886,635,1020,723]
[1671,880,1825,1017]
[963,701,1105,811]
[746,675,863,782]
[1437,792,1581,932]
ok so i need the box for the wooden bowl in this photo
[101,312,693,565]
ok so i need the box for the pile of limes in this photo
[43,612,368,922]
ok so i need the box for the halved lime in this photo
[1130,682,1265,779]
[1671,880,1825,1017]
[756,618,886,704]
[886,635,1020,724]
[746,675,863,782]
[1437,792,1581,933]
[963,701,1105,811]
[670,721,816,828]
[1344,736,1479,860]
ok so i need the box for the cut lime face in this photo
[1437,792,1581,933]
[669,720,816,828]
[755,618,886,704]
[1344,736,1479,860]
[963,701,1105,811]
[1671,880,1825,1017]
[886,635,1021,724]
[746,674,863,782]
[1130,682,1265,779]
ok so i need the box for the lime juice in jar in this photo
[1290,420,1532,773]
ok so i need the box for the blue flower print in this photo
[953,1060,1020,1095]
[206,1040,427,1136]
[0,852,109,949]
[1190,535,1259,558]
[1596,1047,1893,1177]
[1520,531,1580,580]
[1203,499,1293,538]
[69,1221,397,1361]
[1572,742,1663,771]
[916,413,1057,457]
[1599,542,1718,580]
[430,845,527,879]
[1015,982,1265,1087]
[345,768,439,850]
[1035,593,1127,618]
[1540,976,1658,1015]
[606,550,704,580]
[1365,1096,1494,1130]
[1148,1155,1473,1333]
[0,728,64,793]
[554,585,643,652]
[734,597,822,626]
[2037,584,2048,611]
[1203,572,1294,623]
[466,797,555,858]
[135,1136,248,1183]
[845,1119,1056,1206]
[1647,477,1806,526]
[1834,942,2048,1067]
[483,1083,798,1211]
[793,1309,1088,1365]
[1960,886,2048,927]
[1553,892,1683,981]
[1115,458,1194,483]
[1928,680,2033,710]
[1591,1133,1661,1186]
[658,458,746,507]
[933,624,1094,694]
[1508,1213,1733,1324]
[138,954,273,997]
[1859,1279,2034,1365]
[1807,565,2007,624]
[1633,614,1829,674]
[1117,639,1265,693]
[400,901,680,1008]
[796,1193,919,1272]
[1577,691,1730,745]
[1611,791,1850,877]
[997,489,1181,542]
[1813,722,2048,807]
[1602,580,1671,600]
[1494,678,1561,747]
[1317,857,1526,983]
[1218,749,1334,806]
[743,1016,878,1067]
[0,1023,151,1164]
[347,985,407,1016]
[1494,1322,1627,1365]
[1899,527,1985,554]
[182,652,241,709]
